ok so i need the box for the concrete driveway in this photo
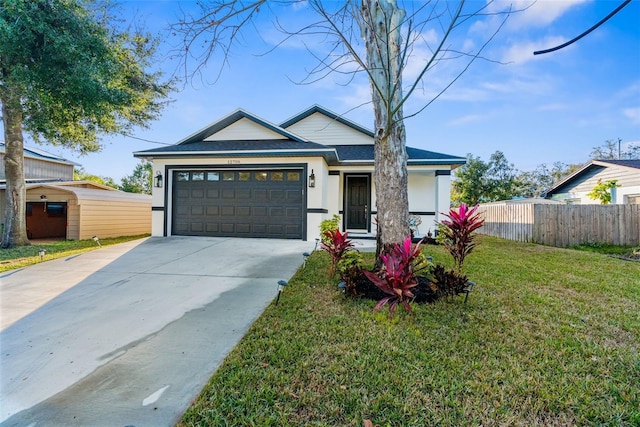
[0,236,311,426]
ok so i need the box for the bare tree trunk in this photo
[1,88,30,248]
[360,0,409,259]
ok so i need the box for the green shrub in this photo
[319,214,341,244]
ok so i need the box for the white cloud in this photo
[623,107,640,125]
[488,0,592,30]
[447,114,486,126]
[500,36,568,64]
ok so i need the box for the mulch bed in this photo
[348,273,439,304]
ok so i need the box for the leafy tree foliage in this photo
[452,151,518,205]
[119,161,152,194]
[1,0,172,247]
[515,162,581,198]
[73,167,118,189]
[587,179,619,204]
[452,152,580,205]
[590,139,640,160]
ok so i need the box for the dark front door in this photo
[345,175,369,230]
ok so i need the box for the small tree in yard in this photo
[587,179,619,205]
[0,0,172,248]
[321,229,356,278]
[439,204,485,274]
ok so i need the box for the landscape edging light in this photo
[276,280,288,305]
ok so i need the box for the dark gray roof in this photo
[280,105,375,137]
[331,145,466,165]
[134,106,466,167]
[595,159,640,169]
[134,139,339,163]
[135,140,465,166]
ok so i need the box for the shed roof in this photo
[0,142,79,166]
[22,181,151,203]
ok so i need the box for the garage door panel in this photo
[253,206,267,216]
[237,189,251,199]
[269,224,284,234]
[254,190,268,200]
[172,169,304,239]
[270,190,285,201]
[174,222,189,233]
[237,206,251,217]
[236,223,251,233]
[221,223,235,233]
[286,190,302,201]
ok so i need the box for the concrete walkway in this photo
[0,236,311,426]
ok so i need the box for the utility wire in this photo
[122,133,173,146]
[533,0,632,55]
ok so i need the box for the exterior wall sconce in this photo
[154,171,163,188]
[308,169,315,188]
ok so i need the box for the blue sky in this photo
[15,0,640,182]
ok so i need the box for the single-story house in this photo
[134,105,466,241]
[544,159,640,204]
[0,181,151,240]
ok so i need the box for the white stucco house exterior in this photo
[134,105,465,241]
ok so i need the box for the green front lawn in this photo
[0,234,149,272]
[179,236,639,426]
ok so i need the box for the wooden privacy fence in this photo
[477,204,640,247]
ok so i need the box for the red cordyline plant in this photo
[321,229,355,277]
[364,237,423,318]
[439,204,485,273]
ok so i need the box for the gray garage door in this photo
[172,169,304,239]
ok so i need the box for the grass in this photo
[179,236,639,427]
[572,242,639,256]
[0,234,149,272]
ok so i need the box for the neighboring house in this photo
[134,105,466,241]
[0,142,77,182]
[544,159,640,204]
